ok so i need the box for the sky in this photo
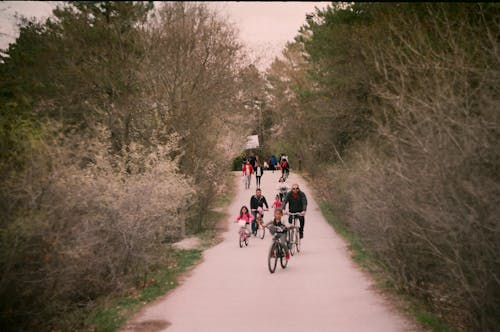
[0,1,331,69]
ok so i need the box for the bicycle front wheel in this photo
[268,242,278,273]
[257,225,265,239]
[239,233,244,248]
[280,244,288,269]
[295,231,301,253]
[289,229,296,256]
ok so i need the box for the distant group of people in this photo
[241,152,291,189]
[236,151,308,260]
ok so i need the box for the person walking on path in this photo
[282,183,307,239]
[269,155,277,173]
[250,188,269,236]
[255,162,264,188]
[242,161,254,190]
[249,153,257,169]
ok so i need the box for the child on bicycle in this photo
[264,208,290,260]
[271,194,283,209]
[235,205,254,236]
[255,212,265,231]
[276,177,289,201]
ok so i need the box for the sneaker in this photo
[285,251,290,260]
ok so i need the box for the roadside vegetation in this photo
[0,2,253,331]
[2,2,498,331]
[264,3,499,331]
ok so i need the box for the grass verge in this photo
[86,173,236,332]
[86,248,202,332]
[308,177,452,332]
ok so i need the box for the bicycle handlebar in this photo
[286,211,304,216]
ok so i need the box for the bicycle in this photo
[286,212,302,256]
[236,220,250,248]
[266,225,289,273]
[256,221,266,239]
[251,208,268,239]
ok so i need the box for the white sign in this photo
[244,135,259,150]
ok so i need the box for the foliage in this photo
[266,2,500,330]
[0,1,252,330]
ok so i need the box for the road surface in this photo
[122,171,419,332]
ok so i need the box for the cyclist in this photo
[255,211,265,231]
[282,184,307,239]
[279,158,289,180]
[276,176,289,201]
[235,205,254,237]
[265,208,290,260]
[250,188,269,235]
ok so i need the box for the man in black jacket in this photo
[250,188,269,236]
[282,183,308,239]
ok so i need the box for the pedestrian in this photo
[269,155,277,173]
[242,161,254,190]
[255,162,264,188]
[250,188,269,236]
[282,183,308,239]
[249,152,257,169]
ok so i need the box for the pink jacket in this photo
[236,213,254,224]
[242,164,254,176]
[272,200,283,209]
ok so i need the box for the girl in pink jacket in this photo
[235,205,254,236]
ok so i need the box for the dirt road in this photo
[122,171,418,332]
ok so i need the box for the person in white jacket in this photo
[276,176,289,202]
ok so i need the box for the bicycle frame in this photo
[287,212,302,255]
[266,225,289,273]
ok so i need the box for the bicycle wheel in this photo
[239,232,244,248]
[268,242,278,273]
[257,225,265,239]
[288,228,296,256]
[280,244,288,269]
[295,230,301,253]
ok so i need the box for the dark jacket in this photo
[282,190,307,213]
[265,219,287,235]
[250,194,269,211]
[255,166,264,177]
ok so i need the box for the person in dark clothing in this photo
[249,153,257,169]
[250,188,269,235]
[269,155,277,173]
[255,162,264,188]
[282,183,307,239]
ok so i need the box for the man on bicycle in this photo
[282,184,307,239]
[250,188,269,236]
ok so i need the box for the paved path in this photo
[122,171,419,332]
